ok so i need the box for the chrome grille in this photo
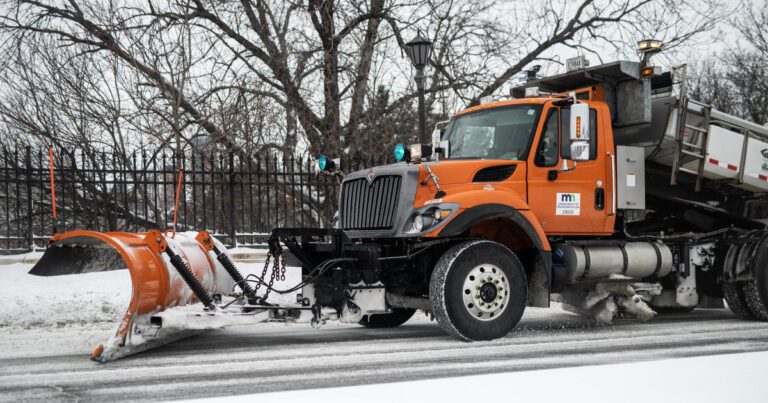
[340,175,401,230]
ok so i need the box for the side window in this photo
[561,109,598,160]
[535,110,559,167]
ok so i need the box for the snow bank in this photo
[0,263,132,330]
[0,260,300,331]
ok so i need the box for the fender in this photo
[439,203,552,307]
[439,203,550,251]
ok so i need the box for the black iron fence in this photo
[0,146,380,252]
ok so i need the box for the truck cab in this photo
[419,95,616,237]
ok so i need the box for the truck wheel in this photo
[740,238,768,321]
[723,283,755,320]
[742,282,768,320]
[358,308,416,328]
[429,240,527,341]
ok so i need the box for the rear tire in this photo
[741,236,768,320]
[723,282,756,320]
[429,240,527,341]
[742,281,768,321]
[358,308,416,328]
[723,233,768,320]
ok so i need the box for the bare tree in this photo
[0,0,726,164]
[689,0,768,125]
[688,59,740,116]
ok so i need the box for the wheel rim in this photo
[462,264,510,321]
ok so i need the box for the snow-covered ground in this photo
[0,260,298,359]
[0,257,295,329]
[200,351,768,403]
[2,261,768,402]
[0,263,132,331]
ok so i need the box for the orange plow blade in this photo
[29,229,235,362]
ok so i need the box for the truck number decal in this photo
[556,193,580,216]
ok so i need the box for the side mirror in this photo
[431,128,442,146]
[435,140,450,159]
[569,103,591,162]
[431,128,445,160]
[441,140,450,158]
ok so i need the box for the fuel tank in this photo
[556,242,673,282]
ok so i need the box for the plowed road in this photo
[2,308,768,402]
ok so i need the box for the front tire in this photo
[429,240,527,341]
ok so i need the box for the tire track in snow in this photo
[2,309,768,402]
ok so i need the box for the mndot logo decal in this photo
[556,193,580,216]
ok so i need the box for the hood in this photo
[419,159,523,185]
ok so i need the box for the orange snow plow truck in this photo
[31,59,768,361]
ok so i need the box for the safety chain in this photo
[253,250,271,296]
[255,235,288,302]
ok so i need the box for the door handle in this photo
[608,152,616,216]
[595,188,605,210]
[547,170,558,181]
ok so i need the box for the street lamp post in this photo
[405,31,433,144]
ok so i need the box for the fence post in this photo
[25,146,34,251]
[228,152,236,247]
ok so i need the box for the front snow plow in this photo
[29,229,242,362]
[28,227,365,362]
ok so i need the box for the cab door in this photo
[526,103,612,235]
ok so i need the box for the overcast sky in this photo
[495,0,752,81]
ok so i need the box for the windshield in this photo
[443,105,541,160]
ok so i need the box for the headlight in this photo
[402,203,459,235]
[409,144,432,160]
[412,213,435,232]
[433,208,443,221]
[412,214,424,232]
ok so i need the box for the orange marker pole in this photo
[172,169,184,236]
[48,146,58,234]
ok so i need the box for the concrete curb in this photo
[0,252,44,266]
[228,250,269,264]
